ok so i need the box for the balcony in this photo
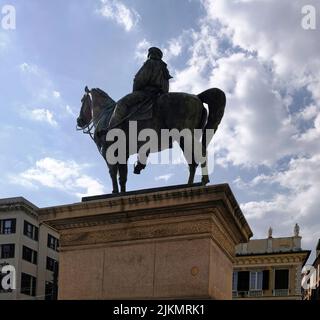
[273,289,289,296]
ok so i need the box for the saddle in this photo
[95,95,155,140]
[122,96,154,122]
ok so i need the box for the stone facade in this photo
[39,184,252,300]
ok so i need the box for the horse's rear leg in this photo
[201,151,210,185]
[197,140,210,186]
[119,163,128,193]
[188,163,197,184]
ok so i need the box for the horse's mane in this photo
[93,88,114,102]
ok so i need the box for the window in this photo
[22,246,38,265]
[0,244,15,259]
[275,269,289,290]
[47,234,59,251]
[232,272,238,291]
[0,219,16,234]
[250,271,263,290]
[23,221,38,241]
[20,273,36,296]
[46,257,58,272]
[45,282,57,300]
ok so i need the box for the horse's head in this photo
[77,86,92,129]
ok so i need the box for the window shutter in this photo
[237,271,250,291]
[23,221,27,235]
[11,219,16,233]
[34,227,39,241]
[263,270,270,290]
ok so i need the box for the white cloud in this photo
[65,105,77,117]
[135,39,151,62]
[0,32,9,52]
[169,1,320,168]
[239,154,320,250]
[155,173,174,182]
[161,1,320,254]
[204,0,320,102]
[99,0,140,32]
[52,91,61,98]
[135,36,183,65]
[28,108,58,127]
[10,157,106,198]
[19,62,40,75]
[167,40,182,57]
[211,53,300,166]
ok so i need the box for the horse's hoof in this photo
[133,166,141,175]
[201,176,210,185]
[134,162,145,175]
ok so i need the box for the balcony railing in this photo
[233,290,263,298]
[273,289,289,296]
[249,290,263,297]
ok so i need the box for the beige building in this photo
[0,197,59,300]
[232,225,310,300]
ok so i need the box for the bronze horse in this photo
[77,87,226,193]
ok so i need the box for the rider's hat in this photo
[148,47,163,60]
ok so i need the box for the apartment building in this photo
[0,197,59,300]
[233,224,310,300]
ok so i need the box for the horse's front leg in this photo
[118,163,128,193]
[134,149,150,175]
[108,163,119,193]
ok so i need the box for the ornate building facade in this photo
[233,225,310,300]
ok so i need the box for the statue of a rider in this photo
[108,47,173,128]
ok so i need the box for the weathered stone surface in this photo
[39,184,252,300]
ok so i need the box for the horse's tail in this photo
[197,88,226,148]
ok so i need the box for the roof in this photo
[0,197,38,218]
[236,250,311,267]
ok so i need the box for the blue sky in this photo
[0,0,319,258]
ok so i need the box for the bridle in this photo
[76,93,95,140]
[76,89,114,155]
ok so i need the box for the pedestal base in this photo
[39,184,252,300]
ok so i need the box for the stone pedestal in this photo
[39,184,252,300]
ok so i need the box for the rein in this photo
[77,92,116,155]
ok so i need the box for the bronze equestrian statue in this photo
[77,47,226,194]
